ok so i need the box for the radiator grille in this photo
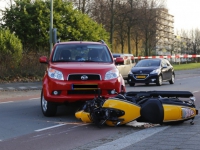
[68,74,101,81]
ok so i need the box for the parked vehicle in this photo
[75,90,198,127]
[112,53,135,81]
[39,40,126,116]
[127,58,175,86]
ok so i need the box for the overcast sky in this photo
[167,0,200,31]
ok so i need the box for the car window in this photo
[52,44,112,63]
[163,59,171,66]
[161,59,170,67]
[124,59,131,65]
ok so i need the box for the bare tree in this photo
[139,0,166,56]
[68,0,93,14]
[188,28,200,62]
[114,1,127,53]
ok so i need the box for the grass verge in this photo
[173,63,200,70]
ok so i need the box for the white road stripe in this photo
[35,124,66,132]
[19,86,27,89]
[7,87,15,90]
[30,86,38,89]
[29,97,40,100]
[91,126,169,150]
[0,101,13,104]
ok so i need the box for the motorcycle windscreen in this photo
[75,110,92,123]
[163,104,197,122]
[103,98,141,125]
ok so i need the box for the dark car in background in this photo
[127,58,175,86]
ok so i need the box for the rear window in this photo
[52,44,112,63]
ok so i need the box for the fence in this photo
[131,55,200,64]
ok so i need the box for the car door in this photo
[164,59,173,80]
[162,59,172,80]
[161,59,170,80]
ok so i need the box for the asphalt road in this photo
[0,68,200,150]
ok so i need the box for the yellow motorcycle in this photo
[75,90,198,127]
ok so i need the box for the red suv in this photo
[39,41,126,116]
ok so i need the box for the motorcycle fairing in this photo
[103,98,141,125]
[163,104,197,122]
[75,110,92,123]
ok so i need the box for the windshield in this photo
[52,44,112,63]
[135,59,160,67]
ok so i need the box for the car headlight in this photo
[128,71,133,75]
[48,68,64,80]
[105,69,119,80]
[150,69,160,74]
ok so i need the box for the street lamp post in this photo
[49,0,53,53]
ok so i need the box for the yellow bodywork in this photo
[103,98,141,126]
[75,110,92,123]
[163,104,197,122]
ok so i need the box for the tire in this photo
[129,83,135,86]
[156,75,162,86]
[169,74,175,84]
[41,90,57,117]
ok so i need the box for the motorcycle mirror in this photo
[190,97,196,102]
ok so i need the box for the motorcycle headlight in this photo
[150,69,160,74]
[105,69,119,80]
[48,68,64,80]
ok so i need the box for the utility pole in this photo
[49,0,53,53]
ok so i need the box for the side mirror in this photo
[162,64,167,68]
[39,56,48,64]
[115,57,124,65]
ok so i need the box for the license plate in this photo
[136,75,146,79]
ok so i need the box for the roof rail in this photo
[98,40,105,44]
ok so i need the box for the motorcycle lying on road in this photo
[75,90,198,127]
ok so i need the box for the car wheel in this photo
[156,75,162,86]
[169,74,175,84]
[41,90,57,117]
[129,83,135,86]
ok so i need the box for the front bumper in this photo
[42,76,125,103]
[128,74,159,84]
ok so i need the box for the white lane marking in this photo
[30,86,38,89]
[0,101,13,104]
[7,87,15,90]
[176,76,200,80]
[35,124,66,132]
[193,91,199,93]
[29,97,40,100]
[19,86,27,89]
[91,126,169,150]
